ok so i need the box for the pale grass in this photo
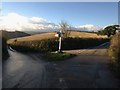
[7,32,56,43]
[110,33,120,48]
[69,31,107,38]
[7,31,108,44]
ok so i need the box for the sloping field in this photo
[7,32,56,43]
[7,31,108,43]
[69,31,107,38]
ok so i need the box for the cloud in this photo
[74,24,102,32]
[0,13,28,31]
[0,12,102,32]
[30,17,48,24]
[0,12,59,31]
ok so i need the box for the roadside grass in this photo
[108,33,120,78]
[43,52,76,62]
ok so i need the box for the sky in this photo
[0,2,118,32]
[2,0,120,2]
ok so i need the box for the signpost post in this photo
[58,29,62,52]
[55,30,62,53]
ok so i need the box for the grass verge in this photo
[108,33,120,78]
[43,52,76,62]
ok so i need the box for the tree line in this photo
[97,25,119,37]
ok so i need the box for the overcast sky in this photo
[0,2,118,32]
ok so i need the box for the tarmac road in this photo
[2,42,120,88]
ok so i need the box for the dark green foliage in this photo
[43,52,75,61]
[97,25,119,37]
[10,38,59,52]
[9,37,109,53]
[62,37,109,50]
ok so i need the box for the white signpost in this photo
[58,30,62,52]
[55,30,62,52]
[55,34,59,37]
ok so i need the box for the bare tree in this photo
[59,21,71,38]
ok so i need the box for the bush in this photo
[10,38,59,52]
[109,33,120,76]
[62,37,109,50]
[9,37,109,53]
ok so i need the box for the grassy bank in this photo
[8,37,110,53]
[109,33,120,77]
[43,52,75,61]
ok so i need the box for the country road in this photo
[2,42,120,88]
[64,42,110,55]
[3,50,47,88]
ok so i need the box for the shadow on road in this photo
[2,42,120,88]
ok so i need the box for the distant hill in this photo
[10,30,97,35]
[8,31,107,43]
[1,30,30,40]
[23,31,51,35]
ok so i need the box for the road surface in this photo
[64,42,110,55]
[2,42,120,88]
